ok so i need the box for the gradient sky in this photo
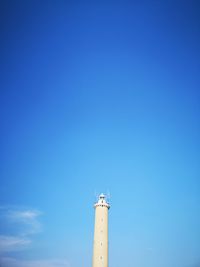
[0,1,200,267]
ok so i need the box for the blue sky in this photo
[0,0,200,266]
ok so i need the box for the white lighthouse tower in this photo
[92,193,110,267]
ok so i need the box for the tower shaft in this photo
[92,194,110,267]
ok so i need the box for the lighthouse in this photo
[92,193,110,267]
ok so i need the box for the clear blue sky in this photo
[0,1,200,267]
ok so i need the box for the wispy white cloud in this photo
[8,209,41,220]
[0,257,70,267]
[0,206,42,253]
[0,206,71,267]
[0,235,31,252]
[6,208,42,235]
